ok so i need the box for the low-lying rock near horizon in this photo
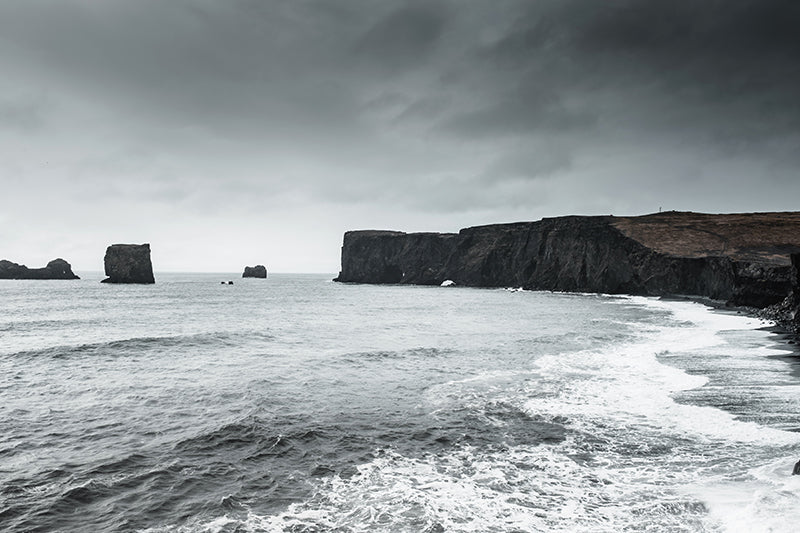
[101,244,155,284]
[242,265,267,278]
[0,258,79,280]
[334,211,800,310]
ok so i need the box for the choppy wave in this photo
[4,276,800,533]
[3,330,276,360]
[178,296,800,533]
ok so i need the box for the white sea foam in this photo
[685,457,800,533]
[309,297,798,533]
[95,287,800,533]
[522,297,800,446]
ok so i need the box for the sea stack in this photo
[101,244,155,284]
[0,258,80,280]
[242,265,267,278]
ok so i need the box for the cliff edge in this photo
[334,212,800,308]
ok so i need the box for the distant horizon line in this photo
[71,270,337,275]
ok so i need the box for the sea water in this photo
[1,273,799,532]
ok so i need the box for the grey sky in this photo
[1,0,798,272]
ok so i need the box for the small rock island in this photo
[0,258,80,280]
[242,265,267,278]
[101,244,155,284]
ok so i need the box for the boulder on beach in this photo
[0,258,80,280]
[101,244,155,284]
[242,265,267,278]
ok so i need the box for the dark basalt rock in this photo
[242,265,267,278]
[0,258,80,280]
[760,253,800,332]
[334,212,800,309]
[101,244,155,284]
[334,230,458,285]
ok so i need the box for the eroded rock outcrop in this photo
[764,253,800,332]
[793,253,800,331]
[335,212,800,309]
[242,265,267,278]
[0,258,80,280]
[101,244,155,284]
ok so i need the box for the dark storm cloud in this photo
[1,0,799,271]
[0,1,369,135]
[354,1,447,71]
[457,0,800,144]
[441,85,596,139]
[4,0,796,149]
[480,148,572,184]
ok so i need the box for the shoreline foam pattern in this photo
[160,297,800,533]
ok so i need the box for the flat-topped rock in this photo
[242,265,267,278]
[101,244,155,284]
[334,211,800,308]
[0,258,80,280]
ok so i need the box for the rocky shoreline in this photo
[759,253,800,334]
[335,211,800,331]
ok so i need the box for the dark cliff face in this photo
[335,230,458,285]
[760,253,800,332]
[335,212,800,308]
[101,244,155,284]
[790,253,800,331]
[0,258,80,280]
[243,265,267,278]
[444,218,650,293]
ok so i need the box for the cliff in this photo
[792,253,800,331]
[101,244,155,284]
[334,212,800,308]
[0,258,80,280]
[762,253,800,332]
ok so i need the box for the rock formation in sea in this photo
[334,211,800,309]
[0,258,80,280]
[242,265,267,278]
[101,244,155,284]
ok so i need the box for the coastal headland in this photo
[334,211,800,327]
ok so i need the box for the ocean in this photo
[2,273,800,532]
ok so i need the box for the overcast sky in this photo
[1,0,798,272]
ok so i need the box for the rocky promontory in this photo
[0,258,80,280]
[335,212,800,309]
[242,265,267,278]
[101,244,155,284]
